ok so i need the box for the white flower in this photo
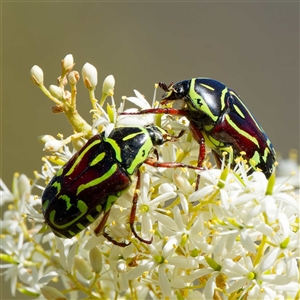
[222,254,297,298]
[259,212,299,272]
[118,90,155,126]
[0,177,15,207]
[128,237,195,298]
[134,170,179,240]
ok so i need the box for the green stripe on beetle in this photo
[76,164,118,195]
[66,139,101,176]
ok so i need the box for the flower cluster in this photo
[1,54,299,299]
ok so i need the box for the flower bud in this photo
[82,63,97,90]
[158,182,176,193]
[72,138,86,152]
[89,247,102,273]
[18,174,31,196]
[174,174,193,194]
[74,255,93,280]
[38,135,56,144]
[40,286,67,300]
[30,65,44,86]
[116,259,127,273]
[50,255,63,270]
[49,85,63,99]
[102,75,115,96]
[62,54,74,72]
[68,71,80,85]
[43,140,65,152]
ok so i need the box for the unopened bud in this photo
[38,135,56,144]
[102,75,115,96]
[43,139,65,152]
[40,286,67,300]
[72,138,86,152]
[62,54,74,72]
[82,63,97,90]
[30,65,44,86]
[174,174,193,194]
[49,85,63,100]
[50,255,63,270]
[74,256,93,280]
[18,174,31,196]
[68,71,80,85]
[89,247,102,273]
[116,259,127,273]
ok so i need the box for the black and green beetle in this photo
[122,78,276,179]
[42,125,200,246]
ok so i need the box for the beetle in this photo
[122,78,276,180]
[42,125,200,246]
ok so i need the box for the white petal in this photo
[38,270,61,284]
[189,185,216,202]
[260,274,291,285]
[226,277,248,294]
[278,212,290,239]
[141,213,152,238]
[117,114,154,126]
[240,230,256,253]
[158,265,171,298]
[223,258,248,276]
[168,256,198,269]
[153,211,177,230]
[178,193,189,215]
[162,236,179,257]
[67,242,78,273]
[260,247,280,272]
[55,237,68,271]
[150,192,177,206]
[204,272,217,300]
[127,260,156,280]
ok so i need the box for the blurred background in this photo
[1,2,299,299]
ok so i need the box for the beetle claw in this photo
[102,228,132,247]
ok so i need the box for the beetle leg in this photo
[188,122,207,190]
[158,81,169,92]
[121,107,189,117]
[103,231,131,247]
[163,129,186,141]
[95,207,132,247]
[94,209,111,236]
[212,150,222,169]
[130,169,153,244]
[144,158,203,171]
[192,137,206,190]
[153,148,160,161]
